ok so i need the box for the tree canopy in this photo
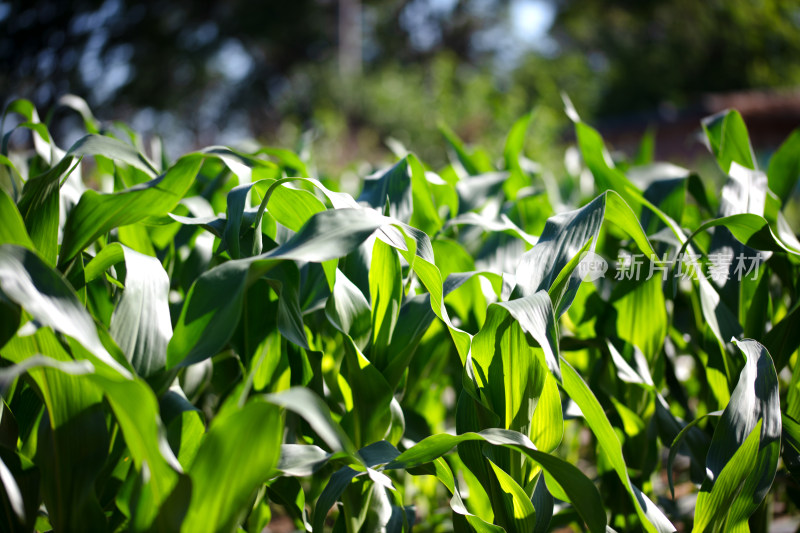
[2,0,799,165]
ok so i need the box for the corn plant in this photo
[0,95,798,533]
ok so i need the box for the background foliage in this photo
[3,0,800,169]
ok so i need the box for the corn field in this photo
[0,96,799,532]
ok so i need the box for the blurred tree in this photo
[1,0,338,137]
[1,0,534,167]
[3,0,798,169]
[0,0,511,123]
[1,0,521,163]
[551,0,800,116]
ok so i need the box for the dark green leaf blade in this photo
[109,246,172,378]
[181,399,282,533]
[59,154,204,265]
[767,128,800,204]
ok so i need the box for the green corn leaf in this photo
[262,145,311,176]
[503,111,532,173]
[117,223,156,256]
[180,399,282,533]
[532,473,554,533]
[92,374,181,531]
[390,224,473,363]
[529,370,563,454]
[266,477,311,531]
[264,262,309,350]
[82,243,126,286]
[1,122,52,161]
[701,110,756,173]
[0,154,24,202]
[516,190,655,317]
[469,290,561,450]
[276,444,334,477]
[692,420,762,533]
[781,414,800,482]
[494,291,561,379]
[2,99,55,163]
[109,246,172,378]
[16,156,74,265]
[767,128,800,205]
[325,268,372,351]
[16,131,172,266]
[359,157,413,222]
[173,177,325,258]
[445,211,537,248]
[257,180,327,232]
[433,239,484,321]
[763,302,800,371]
[634,127,656,165]
[628,163,689,232]
[611,276,667,363]
[166,258,253,368]
[407,153,443,234]
[666,409,721,499]
[265,387,357,457]
[59,154,203,265]
[560,358,676,533]
[0,454,26,526]
[718,162,767,218]
[381,289,454,391]
[183,175,473,371]
[487,458,536,532]
[699,339,781,530]
[573,119,643,209]
[455,172,508,214]
[160,388,205,468]
[221,183,252,259]
[324,266,395,446]
[439,123,494,176]
[69,134,159,177]
[3,95,800,533]
[1,330,107,531]
[340,335,394,448]
[363,483,413,533]
[311,466,359,533]
[1,331,180,531]
[52,94,100,134]
[167,208,388,368]
[673,213,777,256]
[369,237,402,366]
[0,189,34,250]
[386,428,607,532]
[503,110,534,200]
[0,245,132,379]
[408,457,504,532]
[741,265,771,339]
[763,192,800,255]
[0,354,94,392]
